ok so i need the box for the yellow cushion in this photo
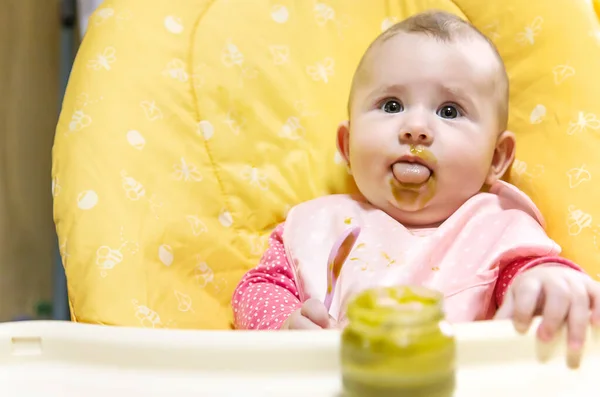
[53,0,600,329]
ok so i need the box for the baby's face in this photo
[339,32,511,227]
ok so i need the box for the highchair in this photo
[2,0,600,395]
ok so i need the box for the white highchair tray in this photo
[0,320,597,396]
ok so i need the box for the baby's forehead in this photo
[372,32,498,74]
[354,32,504,96]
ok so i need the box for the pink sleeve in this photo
[494,256,584,307]
[232,223,302,330]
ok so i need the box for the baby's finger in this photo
[494,289,515,320]
[537,278,571,343]
[566,277,590,346]
[512,278,543,333]
[292,314,323,330]
[585,278,600,328]
[301,299,331,328]
[565,277,590,369]
[328,315,338,329]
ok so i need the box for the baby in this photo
[232,11,600,368]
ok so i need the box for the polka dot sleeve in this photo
[232,223,302,330]
[494,256,584,307]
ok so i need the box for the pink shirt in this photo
[233,182,580,330]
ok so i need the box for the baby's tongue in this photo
[392,162,431,185]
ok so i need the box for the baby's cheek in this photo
[448,147,490,178]
[439,156,489,198]
[349,141,385,171]
[352,133,387,154]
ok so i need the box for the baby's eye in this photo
[437,104,461,119]
[381,100,404,113]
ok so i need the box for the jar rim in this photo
[347,285,444,327]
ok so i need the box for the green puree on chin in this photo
[341,286,456,397]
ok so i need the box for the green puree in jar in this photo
[341,286,456,397]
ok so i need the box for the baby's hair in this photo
[380,10,489,42]
[349,10,509,131]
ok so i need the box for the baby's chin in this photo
[376,190,455,227]
[357,185,454,227]
[384,201,448,228]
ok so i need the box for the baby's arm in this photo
[494,256,583,307]
[232,224,302,330]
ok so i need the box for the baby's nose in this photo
[399,129,433,145]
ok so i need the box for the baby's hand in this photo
[281,298,336,330]
[495,265,600,368]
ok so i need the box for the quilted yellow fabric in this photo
[53,0,600,329]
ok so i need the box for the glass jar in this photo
[341,285,456,397]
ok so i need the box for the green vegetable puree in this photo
[341,286,456,397]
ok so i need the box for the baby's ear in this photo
[486,130,516,185]
[336,120,351,164]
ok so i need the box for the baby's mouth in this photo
[391,161,433,187]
